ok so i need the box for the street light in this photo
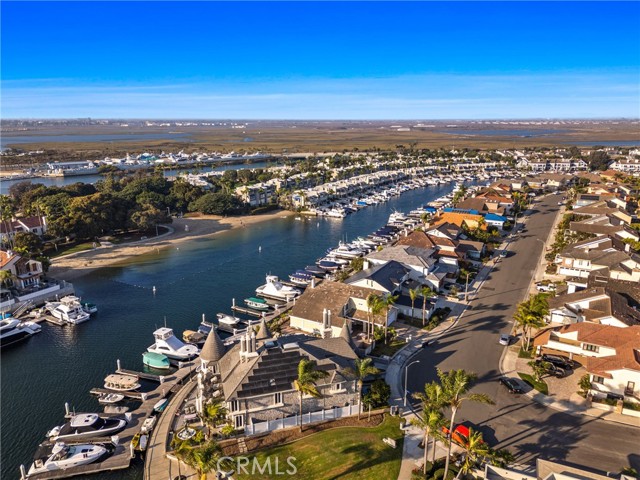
[404,360,421,407]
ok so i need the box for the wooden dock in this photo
[24,361,198,480]
[116,368,164,383]
[89,387,146,401]
[231,305,268,317]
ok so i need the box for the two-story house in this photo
[534,324,640,403]
[547,287,640,327]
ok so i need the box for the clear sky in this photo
[2,1,639,119]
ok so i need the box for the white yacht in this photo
[255,275,301,301]
[216,313,240,327]
[147,327,200,360]
[47,413,127,442]
[46,296,91,324]
[28,442,109,476]
[328,242,364,259]
[0,318,41,347]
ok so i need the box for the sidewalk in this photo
[385,300,470,479]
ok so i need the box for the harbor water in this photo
[1,182,460,479]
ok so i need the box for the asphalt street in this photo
[406,193,640,472]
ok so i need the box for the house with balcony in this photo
[534,323,640,403]
[235,183,277,207]
[0,216,47,244]
[197,320,361,431]
[556,241,640,282]
[365,245,441,291]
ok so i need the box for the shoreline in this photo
[48,210,295,281]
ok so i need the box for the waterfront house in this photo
[289,281,379,338]
[365,245,441,290]
[534,324,640,403]
[0,216,47,243]
[198,321,361,429]
[346,260,410,298]
[0,250,45,289]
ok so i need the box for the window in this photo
[274,393,283,405]
[593,376,605,385]
[583,344,599,353]
[230,400,240,412]
[332,383,343,392]
[234,415,244,428]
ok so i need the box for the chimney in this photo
[240,334,246,354]
[322,308,328,329]
[250,330,256,353]
[311,278,316,289]
[327,309,332,327]
[245,331,252,353]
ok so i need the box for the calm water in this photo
[0,161,277,195]
[435,128,570,137]
[0,133,193,149]
[0,182,461,480]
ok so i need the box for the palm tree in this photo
[349,358,379,419]
[455,428,491,479]
[420,286,435,327]
[201,399,227,438]
[514,294,549,351]
[409,288,419,320]
[412,382,446,473]
[438,369,495,480]
[367,293,384,340]
[175,440,229,480]
[381,294,398,344]
[293,358,329,432]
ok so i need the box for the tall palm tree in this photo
[349,358,379,419]
[412,382,446,473]
[201,399,227,438]
[455,428,491,479]
[409,288,419,320]
[381,294,398,344]
[514,294,549,351]
[420,286,435,327]
[293,358,329,432]
[438,369,495,480]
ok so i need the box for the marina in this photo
[1,180,471,480]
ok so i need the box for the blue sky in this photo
[2,2,639,119]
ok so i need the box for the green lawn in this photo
[518,373,548,395]
[236,415,404,480]
[47,242,97,258]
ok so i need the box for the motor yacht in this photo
[28,442,110,476]
[288,270,314,286]
[147,327,200,360]
[328,242,364,259]
[255,275,301,301]
[46,296,91,324]
[47,413,127,442]
[0,318,41,348]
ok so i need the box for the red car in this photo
[442,424,472,447]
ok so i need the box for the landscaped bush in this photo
[362,379,391,409]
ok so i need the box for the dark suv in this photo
[541,354,574,370]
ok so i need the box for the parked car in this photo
[500,377,524,394]
[541,353,574,370]
[544,363,568,378]
[421,339,435,349]
[441,423,481,448]
[535,282,556,293]
[499,250,508,258]
[499,334,511,346]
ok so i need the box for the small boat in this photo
[82,302,98,315]
[197,319,215,336]
[132,432,149,451]
[244,297,270,311]
[289,270,314,286]
[217,312,240,327]
[304,265,326,276]
[103,405,129,414]
[47,413,127,442]
[153,398,169,413]
[141,416,157,434]
[183,329,206,345]
[147,327,200,361]
[104,373,140,392]
[317,259,341,271]
[28,442,110,476]
[143,351,171,370]
[98,393,125,404]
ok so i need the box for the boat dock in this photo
[231,305,267,317]
[22,360,198,480]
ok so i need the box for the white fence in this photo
[246,404,360,436]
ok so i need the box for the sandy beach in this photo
[48,210,295,281]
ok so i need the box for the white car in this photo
[499,334,510,346]
[536,283,556,292]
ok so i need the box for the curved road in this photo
[406,193,640,472]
